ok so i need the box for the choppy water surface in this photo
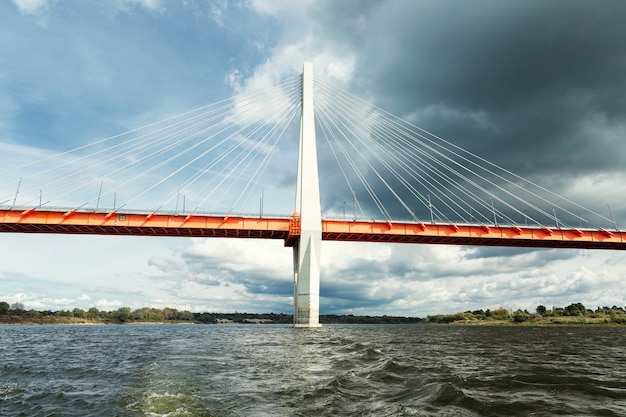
[1,324,626,416]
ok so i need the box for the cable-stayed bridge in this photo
[1,62,624,327]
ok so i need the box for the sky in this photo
[1,0,625,317]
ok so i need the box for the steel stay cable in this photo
[315,90,394,220]
[314,79,384,216]
[131,82,301,211]
[316,110,371,220]
[354,101,515,224]
[316,80,476,223]
[381,103,614,225]
[315,108,369,220]
[229,101,300,212]
[316,81,463,223]
[317,77,607,227]
[161,78,301,196]
[0,95,239,176]
[77,79,300,209]
[315,98,388,218]
[317,80,507,220]
[315,80,475,222]
[1,74,299,176]
[315,113,367,220]
[7,82,289,207]
[115,78,301,210]
[317,79,551,226]
[0,77,298,199]
[95,79,304,206]
[19,94,265,207]
[52,98,263,208]
[314,79,548,224]
[321,84,428,221]
[3,77,300,207]
[198,89,301,212]
[183,83,301,212]
[319,92,446,222]
[155,82,301,211]
[373,113,557,226]
[188,84,301,211]
[356,99,538,226]
[315,96,393,220]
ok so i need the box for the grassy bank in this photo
[421,316,625,326]
[0,315,110,326]
[0,313,421,326]
[422,304,626,326]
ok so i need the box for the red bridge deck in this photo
[1,209,624,250]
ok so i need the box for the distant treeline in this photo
[5,300,625,325]
[0,301,421,324]
[425,303,626,325]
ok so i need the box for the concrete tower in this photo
[293,61,322,328]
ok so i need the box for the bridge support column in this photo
[293,61,322,328]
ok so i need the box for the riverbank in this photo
[0,316,196,326]
[421,316,626,326]
[2,314,625,326]
[0,314,422,326]
[3,302,625,326]
[0,316,104,325]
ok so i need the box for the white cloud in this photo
[12,0,53,15]
[2,230,624,316]
[249,0,311,18]
[236,0,356,93]
[190,238,290,274]
[561,172,626,225]
[95,298,125,310]
[114,0,163,13]
[315,241,626,315]
[77,294,91,302]
[1,292,95,311]
[233,41,356,93]
[148,239,292,289]
[133,0,161,10]
[208,0,229,26]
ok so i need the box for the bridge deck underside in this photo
[1,210,624,250]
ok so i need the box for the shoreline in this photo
[0,316,196,326]
[2,315,624,327]
[419,316,626,327]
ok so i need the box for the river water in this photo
[1,324,626,416]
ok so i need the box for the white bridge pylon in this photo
[293,61,323,328]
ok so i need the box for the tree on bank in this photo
[3,299,626,325]
[11,302,24,314]
[424,302,626,324]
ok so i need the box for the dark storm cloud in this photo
[320,274,400,313]
[318,248,409,312]
[232,276,293,296]
[313,0,626,222]
[155,241,295,300]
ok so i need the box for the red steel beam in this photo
[321,220,626,250]
[0,209,292,240]
[1,209,625,250]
